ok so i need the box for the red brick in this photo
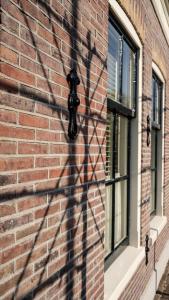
[0,63,35,86]
[0,109,17,124]
[16,222,44,240]
[35,203,60,219]
[18,169,48,183]
[16,244,47,270]
[0,213,33,233]
[0,203,16,217]
[0,263,14,281]
[0,124,35,140]
[0,45,19,64]
[0,173,17,186]
[17,196,47,211]
[0,240,33,264]
[1,1,36,31]
[0,268,32,297]
[35,156,60,167]
[1,13,19,34]
[36,129,57,143]
[0,141,17,154]
[0,234,15,249]
[18,142,48,154]
[0,157,34,171]
[19,113,49,129]
[1,30,36,59]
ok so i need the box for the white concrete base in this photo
[140,239,169,300]
[104,246,145,300]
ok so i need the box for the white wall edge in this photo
[151,0,169,47]
[140,239,169,300]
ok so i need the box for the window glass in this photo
[122,41,136,109]
[105,112,114,180]
[151,171,156,213]
[114,115,128,178]
[152,74,161,125]
[107,19,136,111]
[105,185,113,256]
[151,129,157,214]
[114,180,127,247]
[107,23,121,101]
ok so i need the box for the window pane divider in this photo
[105,175,128,186]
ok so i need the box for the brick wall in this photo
[0,0,169,300]
[0,0,108,299]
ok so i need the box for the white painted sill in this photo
[150,215,167,245]
[104,246,145,300]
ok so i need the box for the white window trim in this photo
[151,0,169,47]
[108,0,143,249]
[104,1,143,299]
[149,62,166,245]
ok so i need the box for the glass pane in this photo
[121,40,136,109]
[152,78,156,121]
[105,185,113,256]
[151,129,156,169]
[114,115,128,178]
[152,76,161,124]
[106,112,114,180]
[151,128,157,214]
[114,180,127,247]
[151,171,156,213]
[107,23,121,101]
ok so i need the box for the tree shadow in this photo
[0,1,107,300]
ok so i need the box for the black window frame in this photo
[105,14,138,270]
[150,72,162,215]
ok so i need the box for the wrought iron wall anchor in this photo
[147,115,151,147]
[67,69,80,140]
[145,234,150,265]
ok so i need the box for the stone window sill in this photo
[104,246,145,300]
[150,215,167,245]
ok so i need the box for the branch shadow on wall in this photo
[0,1,107,299]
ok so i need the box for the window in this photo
[105,16,137,261]
[150,72,162,214]
[107,18,136,112]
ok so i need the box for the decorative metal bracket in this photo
[147,115,151,147]
[145,234,150,265]
[67,69,80,140]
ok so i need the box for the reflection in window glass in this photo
[114,180,127,247]
[105,112,114,180]
[107,20,136,110]
[122,41,136,109]
[114,115,128,178]
[107,23,121,101]
[152,75,161,125]
[151,129,157,214]
[105,185,113,256]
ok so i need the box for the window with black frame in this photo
[105,15,137,262]
[150,72,162,214]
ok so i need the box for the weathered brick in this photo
[18,169,48,183]
[0,141,17,154]
[0,124,35,140]
[17,196,47,211]
[0,45,19,65]
[0,234,15,249]
[0,240,33,264]
[18,142,48,154]
[0,157,34,171]
[0,63,35,86]
[19,113,49,129]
